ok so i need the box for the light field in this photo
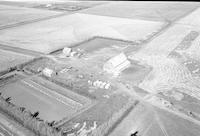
[0,13,164,54]
[177,7,200,27]
[81,1,200,22]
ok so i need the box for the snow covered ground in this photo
[0,13,164,54]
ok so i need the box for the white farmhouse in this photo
[103,53,130,76]
[62,47,72,57]
[42,68,53,77]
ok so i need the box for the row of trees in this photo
[0,95,62,136]
[90,99,139,136]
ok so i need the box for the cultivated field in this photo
[129,23,200,93]
[81,1,200,22]
[0,13,164,54]
[0,4,61,28]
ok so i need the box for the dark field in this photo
[0,75,91,122]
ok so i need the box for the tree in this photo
[31,111,39,118]
[5,97,11,103]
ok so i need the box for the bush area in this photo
[89,99,139,136]
[0,95,62,136]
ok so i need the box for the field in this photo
[0,49,33,73]
[81,1,200,22]
[32,1,106,12]
[0,74,91,122]
[73,37,135,53]
[1,2,200,136]
[158,90,200,115]
[0,4,61,28]
[129,23,200,93]
[0,13,164,54]
[0,1,107,11]
[109,103,200,136]
[177,7,200,27]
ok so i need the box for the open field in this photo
[0,49,33,73]
[0,4,61,28]
[177,7,200,27]
[81,1,200,22]
[110,103,200,136]
[0,1,107,10]
[0,13,164,54]
[129,23,200,93]
[0,75,91,122]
